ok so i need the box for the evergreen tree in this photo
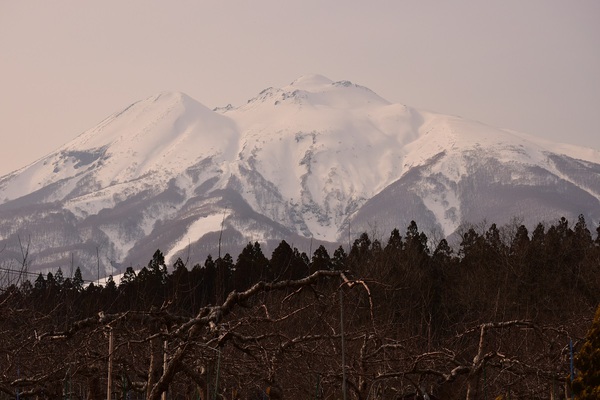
[46,272,57,292]
[404,221,429,269]
[73,267,84,292]
[573,214,593,262]
[459,228,482,259]
[370,239,382,256]
[574,214,592,244]
[270,240,294,280]
[292,247,310,279]
[136,267,151,285]
[148,249,167,284]
[173,257,186,272]
[349,232,371,259]
[168,257,191,311]
[405,221,428,255]
[385,228,403,252]
[509,225,530,258]
[432,239,453,264]
[135,266,162,307]
[234,242,269,291]
[331,246,347,271]
[202,255,217,305]
[485,223,505,254]
[348,232,372,274]
[120,267,136,287]
[34,273,46,291]
[54,268,65,287]
[103,276,118,306]
[310,245,332,274]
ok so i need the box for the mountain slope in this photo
[1,74,599,278]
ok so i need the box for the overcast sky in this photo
[1,1,599,176]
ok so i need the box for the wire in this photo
[0,266,97,284]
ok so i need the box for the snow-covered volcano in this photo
[1,74,600,278]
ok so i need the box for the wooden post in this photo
[340,287,347,400]
[107,328,114,400]
[162,340,168,400]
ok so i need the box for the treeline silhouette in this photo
[0,216,598,399]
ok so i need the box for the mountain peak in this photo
[287,74,333,91]
[153,90,189,101]
[147,91,211,113]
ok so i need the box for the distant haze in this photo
[1,0,599,177]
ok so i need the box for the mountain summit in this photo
[1,75,599,277]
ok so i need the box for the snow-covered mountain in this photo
[1,74,600,278]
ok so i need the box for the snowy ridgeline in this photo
[1,74,600,278]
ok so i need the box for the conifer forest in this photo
[0,217,599,399]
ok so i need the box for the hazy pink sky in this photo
[1,1,599,176]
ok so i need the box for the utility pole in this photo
[162,341,168,400]
[340,286,347,400]
[97,246,100,286]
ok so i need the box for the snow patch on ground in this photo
[97,224,137,263]
[165,213,228,263]
[420,188,461,237]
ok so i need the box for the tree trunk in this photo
[465,374,479,400]
[147,336,163,400]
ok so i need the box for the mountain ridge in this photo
[1,75,599,278]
